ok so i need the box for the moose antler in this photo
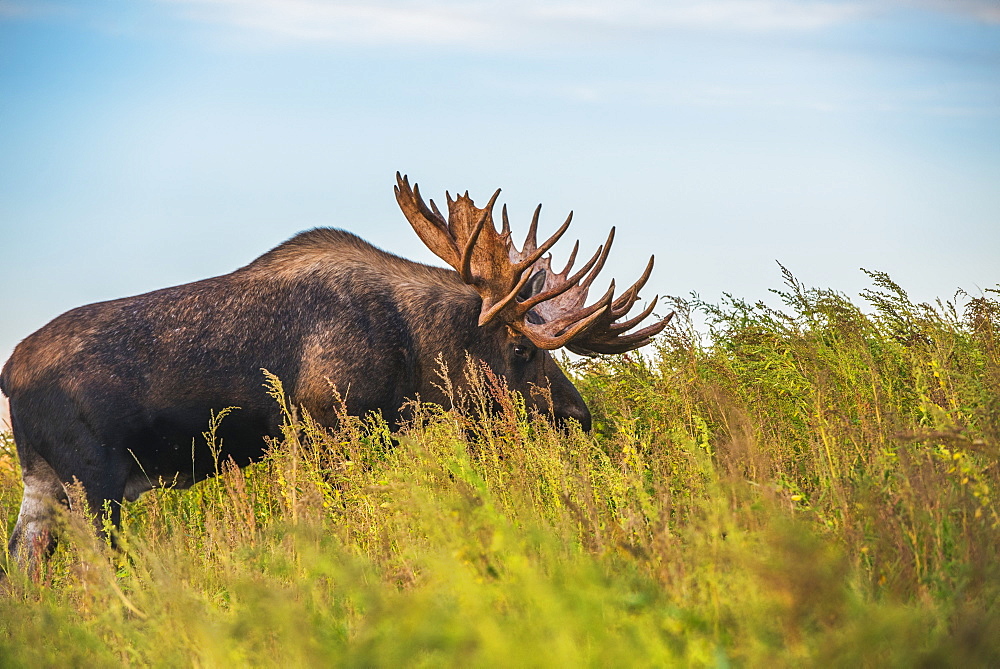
[394,173,673,354]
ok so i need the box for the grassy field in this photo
[1,269,998,667]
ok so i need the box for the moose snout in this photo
[555,403,592,432]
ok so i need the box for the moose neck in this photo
[391,268,496,402]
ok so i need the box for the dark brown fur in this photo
[1,228,589,567]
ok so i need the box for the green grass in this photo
[1,269,998,667]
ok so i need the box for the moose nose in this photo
[556,403,592,432]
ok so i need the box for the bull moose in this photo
[1,173,671,568]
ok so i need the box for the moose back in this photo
[0,173,670,567]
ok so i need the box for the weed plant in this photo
[1,270,998,667]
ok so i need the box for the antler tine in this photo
[629,254,655,296]
[609,296,659,333]
[522,204,542,254]
[606,314,674,347]
[514,210,573,272]
[572,280,617,327]
[501,204,511,238]
[571,280,618,325]
[560,240,580,277]
[579,227,615,291]
[394,172,420,212]
[394,170,413,196]
[412,183,447,228]
[429,198,445,221]
[485,188,502,212]
[610,289,640,319]
[609,255,655,313]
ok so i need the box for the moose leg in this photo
[8,449,68,572]
[7,420,129,573]
[50,442,131,550]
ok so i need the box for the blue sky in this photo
[1,0,998,368]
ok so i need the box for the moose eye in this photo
[512,344,531,359]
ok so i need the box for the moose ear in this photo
[517,270,547,302]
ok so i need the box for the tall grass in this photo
[1,270,998,667]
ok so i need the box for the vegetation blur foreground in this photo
[1,269,998,667]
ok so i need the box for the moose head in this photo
[394,173,672,429]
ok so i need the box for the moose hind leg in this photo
[8,455,68,571]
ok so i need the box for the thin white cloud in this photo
[530,0,866,31]
[6,0,997,45]
[157,0,870,47]
[163,0,490,45]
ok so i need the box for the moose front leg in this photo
[8,454,68,574]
